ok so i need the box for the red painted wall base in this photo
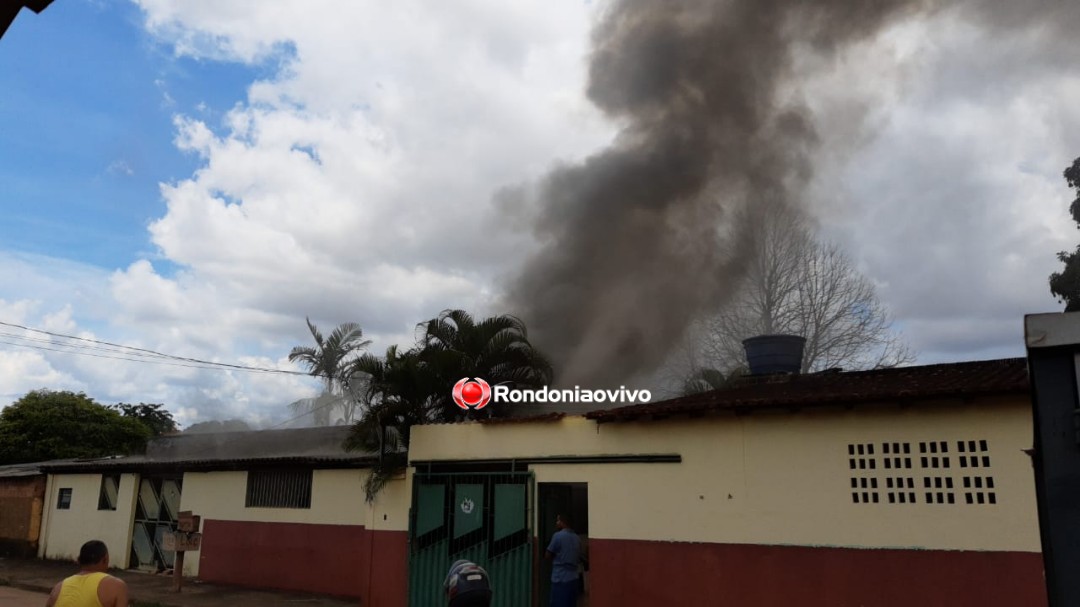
[587,539,1047,607]
[199,519,406,606]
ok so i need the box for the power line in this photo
[0,320,370,458]
[0,339,282,373]
[0,330,179,360]
[0,319,312,377]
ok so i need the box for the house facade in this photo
[36,426,408,604]
[28,357,1047,606]
[0,462,47,557]
[406,357,1045,606]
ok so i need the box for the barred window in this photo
[847,440,996,506]
[245,469,312,509]
[98,474,120,511]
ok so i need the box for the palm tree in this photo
[418,309,553,420]
[345,309,553,501]
[345,346,440,500]
[288,318,371,425]
[681,365,746,396]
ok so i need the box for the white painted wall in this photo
[176,468,408,576]
[413,397,1042,553]
[39,473,138,568]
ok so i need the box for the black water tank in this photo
[742,334,805,375]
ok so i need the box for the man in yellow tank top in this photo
[45,540,129,607]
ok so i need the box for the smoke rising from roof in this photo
[504,0,1077,387]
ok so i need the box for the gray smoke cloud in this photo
[504,0,1078,388]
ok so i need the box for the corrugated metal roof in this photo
[0,457,123,478]
[145,425,358,460]
[587,357,1029,423]
[0,461,49,478]
[37,426,378,473]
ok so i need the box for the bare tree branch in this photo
[687,206,914,384]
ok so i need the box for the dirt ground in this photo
[0,557,359,607]
[0,585,49,607]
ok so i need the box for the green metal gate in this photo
[408,471,534,607]
[130,475,182,572]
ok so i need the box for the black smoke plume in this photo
[505,0,1080,388]
[506,0,935,387]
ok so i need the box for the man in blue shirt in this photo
[545,514,582,607]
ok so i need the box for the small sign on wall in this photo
[177,511,201,533]
[162,531,202,552]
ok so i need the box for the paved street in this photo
[0,585,47,607]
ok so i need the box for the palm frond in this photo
[305,317,325,348]
[682,366,743,396]
[363,458,406,503]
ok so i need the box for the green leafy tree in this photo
[345,309,553,501]
[0,390,150,465]
[112,403,179,437]
[416,309,553,420]
[346,346,440,500]
[1050,157,1080,311]
[288,318,371,425]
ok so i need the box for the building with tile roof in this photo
[30,357,1046,606]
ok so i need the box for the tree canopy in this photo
[341,309,553,500]
[0,390,151,465]
[112,403,179,437]
[288,318,371,425]
[1050,157,1080,311]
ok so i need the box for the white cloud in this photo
[799,8,1080,363]
[0,350,81,402]
[3,1,1080,424]
[123,0,614,347]
[154,78,176,108]
[5,1,614,421]
[107,160,135,176]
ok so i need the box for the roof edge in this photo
[586,357,1030,423]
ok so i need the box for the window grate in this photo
[962,476,997,505]
[245,469,312,509]
[848,440,995,506]
[98,474,120,511]
[848,443,879,474]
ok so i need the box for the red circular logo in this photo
[452,378,491,410]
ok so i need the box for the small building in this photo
[0,461,48,557]
[406,357,1044,606]
[36,426,408,604]
[30,357,1048,606]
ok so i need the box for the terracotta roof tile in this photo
[479,412,566,425]
[587,358,1029,423]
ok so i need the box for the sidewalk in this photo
[0,557,359,607]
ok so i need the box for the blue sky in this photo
[0,0,255,270]
[0,0,607,425]
[0,1,1075,426]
